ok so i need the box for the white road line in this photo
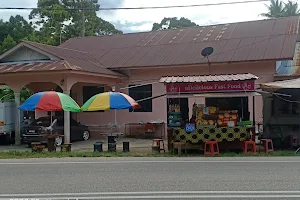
[1,191,300,197]
[4,195,300,199]
[1,160,300,165]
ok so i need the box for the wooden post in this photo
[64,90,71,144]
[177,143,182,157]
[167,128,173,152]
[14,92,21,145]
[252,95,256,142]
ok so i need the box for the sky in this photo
[0,0,281,33]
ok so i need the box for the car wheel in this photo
[4,134,11,144]
[82,131,90,141]
[55,136,63,146]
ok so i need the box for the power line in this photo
[100,0,269,10]
[0,0,269,11]
[274,93,300,104]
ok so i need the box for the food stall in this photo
[160,73,260,150]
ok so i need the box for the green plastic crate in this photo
[239,121,253,126]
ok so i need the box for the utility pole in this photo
[81,8,85,37]
[59,25,63,45]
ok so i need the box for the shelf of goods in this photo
[196,105,239,127]
[168,104,181,127]
[173,104,251,143]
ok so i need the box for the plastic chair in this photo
[260,139,274,153]
[243,141,256,154]
[152,139,165,153]
[204,141,220,156]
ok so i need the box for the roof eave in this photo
[107,59,287,70]
[159,73,258,83]
[68,70,125,79]
[0,69,122,79]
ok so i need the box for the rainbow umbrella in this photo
[19,91,81,112]
[81,92,139,111]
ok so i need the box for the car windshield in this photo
[30,118,51,127]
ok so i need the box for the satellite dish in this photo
[201,47,214,57]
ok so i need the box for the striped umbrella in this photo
[19,91,80,112]
[81,92,139,111]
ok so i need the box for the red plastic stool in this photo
[204,141,220,156]
[152,139,165,153]
[260,139,274,153]
[243,141,256,154]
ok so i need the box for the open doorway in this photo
[167,98,189,124]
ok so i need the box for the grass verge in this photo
[0,150,298,159]
[213,150,299,157]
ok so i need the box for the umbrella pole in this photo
[115,110,118,137]
[50,111,53,135]
[114,110,117,125]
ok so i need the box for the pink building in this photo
[0,16,299,144]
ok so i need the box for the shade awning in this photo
[160,73,258,83]
[260,78,300,91]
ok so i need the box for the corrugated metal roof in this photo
[0,61,77,73]
[275,42,300,76]
[276,60,299,75]
[159,73,258,83]
[60,17,300,69]
[0,60,118,76]
[2,41,121,76]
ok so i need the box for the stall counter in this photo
[173,126,251,143]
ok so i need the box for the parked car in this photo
[21,116,90,146]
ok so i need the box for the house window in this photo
[128,84,152,112]
[82,86,104,112]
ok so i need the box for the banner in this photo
[166,80,255,93]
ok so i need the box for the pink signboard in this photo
[166,80,255,93]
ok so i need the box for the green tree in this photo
[1,35,17,53]
[260,0,299,18]
[0,19,10,43]
[29,0,70,45]
[63,0,100,37]
[0,15,34,52]
[152,17,198,31]
[0,0,123,53]
[30,0,123,45]
[284,0,300,16]
[97,18,123,35]
[0,86,33,102]
[63,0,122,38]
[6,15,34,43]
[65,17,122,39]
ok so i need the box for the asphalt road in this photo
[0,157,300,199]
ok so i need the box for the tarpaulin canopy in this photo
[260,78,300,92]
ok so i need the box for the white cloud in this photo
[0,0,36,21]
[102,0,271,32]
[127,23,153,32]
[0,0,291,32]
